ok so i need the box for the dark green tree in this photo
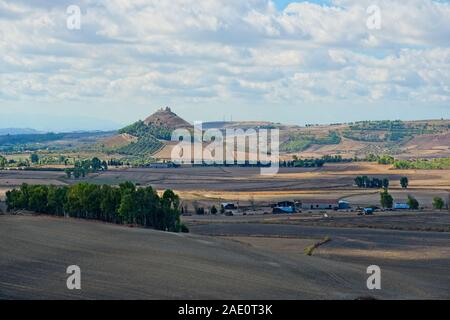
[380,189,393,209]
[73,168,81,179]
[382,178,390,189]
[407,195,419,210]
[400,177,409,189]
[354,176,363,188]
[118,191,136,224]
[100,185,121,223]
[5,188,27,211]
[161,189,181,232]
[47,186,68,216]
[30,153,39,164]
[91,157,102,171]
[27,185,48,213]
[432,197,444,210]
[0,155,7,169]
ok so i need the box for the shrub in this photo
[407,195,419,210]
[180,224,190,233]
[432,197,444,210]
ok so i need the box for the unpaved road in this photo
[1,215,449,299]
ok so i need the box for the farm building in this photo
[338,200,351,210]
[271,201,296,208]
[301,199,338,210]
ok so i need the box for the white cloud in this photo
[0,0,449,118]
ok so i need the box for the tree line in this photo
[64,157,108,179]
[354,176,390,189]
[354,176,409,189]
[361,175,447,210]
[393,158,450,170]
[5,182,188,233]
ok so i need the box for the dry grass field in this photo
[1,161,450,299]
[1,215,449,299]
[1,163,449,208]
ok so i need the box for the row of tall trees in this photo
[355,176,409,189]
[355,176,390,189]
[5,182,187,233]
[287,159,326,168]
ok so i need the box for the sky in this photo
[0,0,450,131]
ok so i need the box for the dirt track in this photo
[1,215,449,299]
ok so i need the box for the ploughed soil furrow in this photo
[1,216,449,299]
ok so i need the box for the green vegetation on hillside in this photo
[349,120,406,131]
[114,120,167,156]
[281,131,341,152]
[393,158,450,170]
[0,133,65,152]
[364,154,450,170]
[0,132,65,146]
[119,120,172,140]
[377,155,395,164]
[6,182,186,233]
[0,131,113,153]
[116,133,163,156]
[343,120,445,143]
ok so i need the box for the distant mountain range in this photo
[0,113,121,133]
[0,128,42,135]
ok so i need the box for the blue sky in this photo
[0,0,449,131]
[273,0,331,10]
